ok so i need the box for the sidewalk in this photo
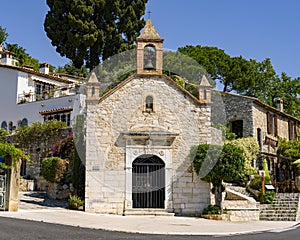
[0,191,298,236]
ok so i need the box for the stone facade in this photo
[212,91,300,180]
[85,74,212,216]
[212,91,254,138]
[84,18,216,216]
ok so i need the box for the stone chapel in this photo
[85,19,214,216]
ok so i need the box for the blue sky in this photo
[1,1,300,78]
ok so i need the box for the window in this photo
[257,128,262,150]
[144,45,156,70]
[20,159,26,176]
[35,82,54,95]
[44,112,71,126]
[1,121,7,130]
[145,96,154,112]
[267,112,278,136]
[203,89,207,100]
[8,121,13,131]
[231,120,243,138]
[288,121,297,140]
[21,118,28,127]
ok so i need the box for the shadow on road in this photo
[19,191,68,209]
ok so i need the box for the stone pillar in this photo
[5,158,21,211]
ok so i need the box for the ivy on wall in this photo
[0,142,29,169]
[228,137,259,177]
[13,120,67,151]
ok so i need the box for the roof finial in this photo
[147,10,152,20]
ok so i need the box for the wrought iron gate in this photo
[132,155,165,208]
[0,174,6,211]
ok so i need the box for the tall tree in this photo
[178,45,272,93]
[44,0,148,70]
[238,58,278,104]
[275,73,300,118]
[179,44,300,118]
[0,26,8,45]
[6,43,40,70]
[178,45,231,91]
[56,62,89,78]
[193,143,245,211]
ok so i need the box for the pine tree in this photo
[44,0,148,70]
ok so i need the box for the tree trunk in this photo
[214,184,223,213]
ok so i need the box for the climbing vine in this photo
[277,138,300,160]
[228,137,259,178]
[13,120,67,152]
[0,128,8,143]
[0,142,29,169]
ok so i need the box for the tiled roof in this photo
[138,19,162,40]
[0,63,74,84]
[98,73,205,106]
[39,107,73,115]
[214,90,300,122]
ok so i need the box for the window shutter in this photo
[267,112,271,134]
[274,115,278,137]
[288,121,292,140]
[294,122,298,139]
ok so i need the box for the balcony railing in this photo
[18,87,78,104]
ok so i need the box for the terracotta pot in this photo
[203,214,222,220]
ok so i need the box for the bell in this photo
[144,58,154,70]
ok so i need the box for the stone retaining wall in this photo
[223,200,260,221]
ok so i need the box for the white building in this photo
[0,58,85,131]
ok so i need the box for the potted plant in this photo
[24,91,31,98]
[202,205,228,220]
[43,90,49,99]
[68,194,84,210]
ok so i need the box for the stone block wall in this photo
[173,170,211,216]
[85,75,212,215]
[223,200,260,221]
[212,92,254,138]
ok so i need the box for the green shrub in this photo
[41,157,67,183]
[263,159,271,184]
[292,159,300,176]
[248,176,262,190]
[259,190,275,204]
[68,194,84,210]
[202,205,221,215]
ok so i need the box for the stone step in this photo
[260,213,297,217]
[258,193,299,221]
[276,193,300,196]
[260,216,297,219]
[260,205,298,210]
[260,208,297,212]
[259,215,296,219]
[274,200,299,202]
[260,217,297,221]
[124,209,175,216]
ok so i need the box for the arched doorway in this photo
[132,154,165,208]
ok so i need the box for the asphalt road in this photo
[0,217,299,240]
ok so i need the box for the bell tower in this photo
[137,19,164,75]
[199,75,212,104]
[86,72,101,103]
